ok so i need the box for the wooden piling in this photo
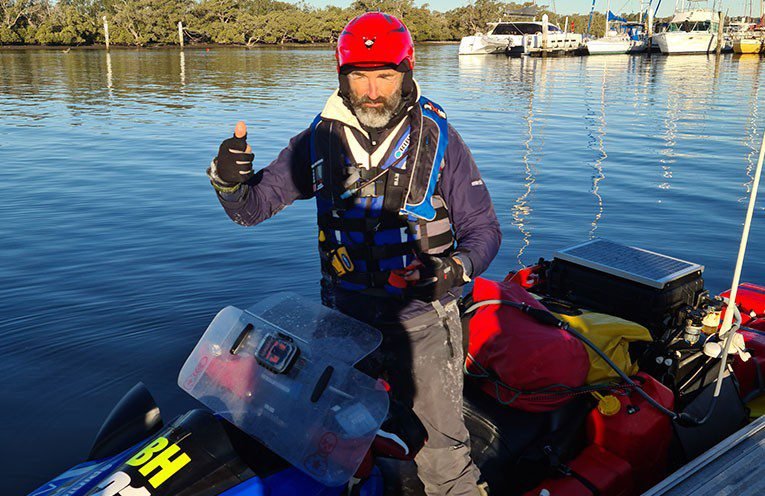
[103,16,110,51]
[178,21,184,48]
[716,11,725,55]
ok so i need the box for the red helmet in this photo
[336,12,415,72]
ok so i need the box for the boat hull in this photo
[654,31,718,54]
[733,38,764,54]
[629,39,648,53]
[586,39,632,55]
[458,35,508,55]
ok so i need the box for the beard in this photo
[350,89,402,129]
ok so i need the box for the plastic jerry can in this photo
[585,373,674,492]
[523,445,634,496]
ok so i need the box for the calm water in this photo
[2,45,765,493]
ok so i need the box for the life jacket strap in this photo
[335,270,392,288]
[345,242,417,261]
[318,213,405,232]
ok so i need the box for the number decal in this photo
[126,436,191,488]
[90,472,149,496]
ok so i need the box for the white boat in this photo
[630,38,649,53]
[586,31,633,54]
[626,22,649,53]
[585,2,633,55]
[510,19,584,57]
[458,30,510,55]
[459,20,576,56]
[653,8,720,54]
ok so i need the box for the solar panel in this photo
[553,239,704,289]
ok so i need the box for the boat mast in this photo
[587,0,597,35]
[605,0,611,36]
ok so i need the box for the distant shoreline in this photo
[0,41,459,51]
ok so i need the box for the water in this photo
[1,45,764,493]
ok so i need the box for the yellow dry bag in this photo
[554,309,653,384]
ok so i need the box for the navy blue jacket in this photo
[215,121,501,324]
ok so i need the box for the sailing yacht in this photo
[731,3,765,54]
[585,3,633,54]
[652,1,720,54]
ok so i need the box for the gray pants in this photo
[378,301,480,496]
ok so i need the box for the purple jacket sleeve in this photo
[439,124,502,277]
[216,128,314,226]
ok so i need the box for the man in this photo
[207,12,501,496]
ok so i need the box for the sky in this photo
[304,0,763,19]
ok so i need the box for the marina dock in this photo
[644,416,765,495]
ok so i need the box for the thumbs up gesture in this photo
[214,121,254,184]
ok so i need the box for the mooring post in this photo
[647,8,654,52]
[103,16,110,51]
[178,21,184,48]
[716,11,724,55]
[542,14,549,55]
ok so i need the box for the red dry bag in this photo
[467,277,589,412]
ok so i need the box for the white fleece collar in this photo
[319,80,422,138]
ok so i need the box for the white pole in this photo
[103,16,110,51]
[605,0,611,37]
[178,21,184,48]
[542,14,549,51]
[719,129,765,336]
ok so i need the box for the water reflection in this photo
[106,51,113,94]
[510,57,549,267]
[3,47,765,495]
[590,63,608,238]
[739,55,761,200]
[659,87,678,191]
[513,83,536,267]
[180,50,186,86]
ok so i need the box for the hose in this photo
[464,299,679,420]
[464,298,743,425]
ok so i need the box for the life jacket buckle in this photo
[328,245,355,277]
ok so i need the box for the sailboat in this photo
[586,2,633,54]
[732,3,765,54]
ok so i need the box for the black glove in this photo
[214,134,254,184]
[409,254,467,302]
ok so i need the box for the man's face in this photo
[347,68,404,129]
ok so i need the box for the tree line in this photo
[0,0,649,46]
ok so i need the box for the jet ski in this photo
[26,240,765,496]
[26,294,427,496]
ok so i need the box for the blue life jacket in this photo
[309,96,455,296]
